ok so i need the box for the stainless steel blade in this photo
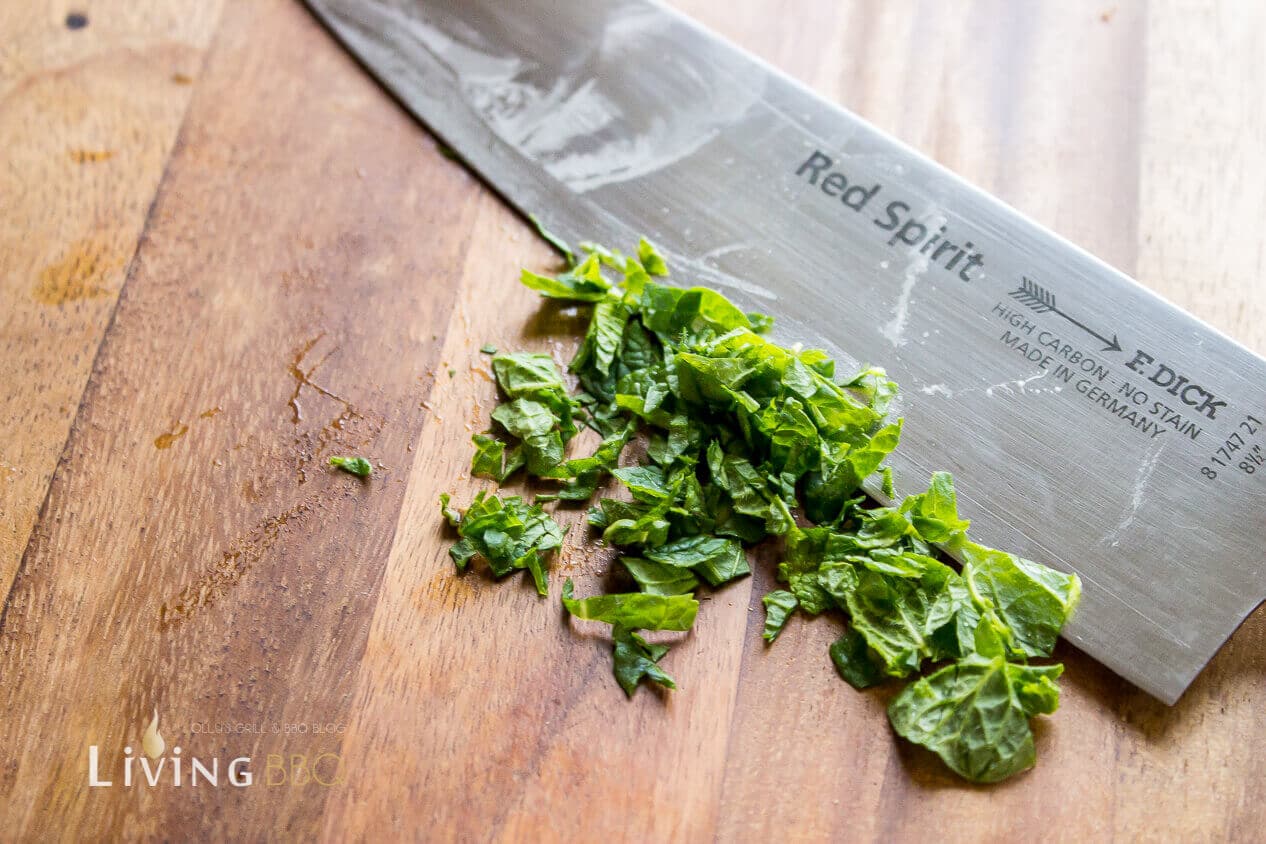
[305,0,1266,704]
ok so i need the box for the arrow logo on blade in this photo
[1009,277,1122,352]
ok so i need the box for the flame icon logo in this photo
[141,708,165,760]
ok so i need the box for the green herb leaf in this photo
[573,298,632,378]
[470,433,506,480]
[823,558,962,678]
[564,423,633,477]
[904,471,971,543]
[490,399,566,478]
[559,423,633,500]
[644,535,750,587]
[844,365,899,416]
[830,629,884,689]
[439,491,565,595]
[439,492,461,527]
[528,213,576,267]
[747,311,775,334]
[562,578,699,631]
[636,237,669,276]
[887,649,1064,783]
[881,466,895,499]
[804,420,901,525]
[520,268,605,301]
[612,465,672,502]
[329,456,372,477]
[492,352,575,420]
[707,442,794,536]
[620,557,700,596]
[957,540,1082,659]
[612,625,676,696]
[761,589,798,642]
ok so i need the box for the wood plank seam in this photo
[0,0,230,613]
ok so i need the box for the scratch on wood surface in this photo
[286,333,353,424]
[158,501,313,627]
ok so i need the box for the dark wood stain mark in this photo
[33,238,121,305]
[153,424,189,450]
[68,149,115,164]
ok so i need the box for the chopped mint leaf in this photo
[761,589,798,642]
[887,648,1063,783]
[844,365,899,416]
[830,629,884,689]
[903,471,970,543]
[571,298,630,377]
[612,625,676,696]
[562,578,698,631]
[955,539,1082,659]
[520,267,608,302]
[487,352,580,480]
[824,556,961,679]
[470,433,506,480]
[329,456,372,477]
[480,343,498,355]
[437,234,1082,784]
[621,556,699,596]
[746,311,775,334]
[611,465,672,502]
[645,535,749,587]
[492,353,577,426]
[559,424,632,500]
[439,492,461,527]
[636,237,668,276]
[528,213,576,267]
[439,491,564,596]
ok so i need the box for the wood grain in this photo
[0,0,225,599]
[0,0,479,836]
[2,0,1264,841]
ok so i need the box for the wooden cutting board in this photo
[2,0,1264,839]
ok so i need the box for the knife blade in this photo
[304,0,1266,704]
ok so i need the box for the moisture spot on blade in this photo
[1106,441,1165,546]
[880,252,929,347]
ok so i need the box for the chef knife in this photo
[303,0,1266,704]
